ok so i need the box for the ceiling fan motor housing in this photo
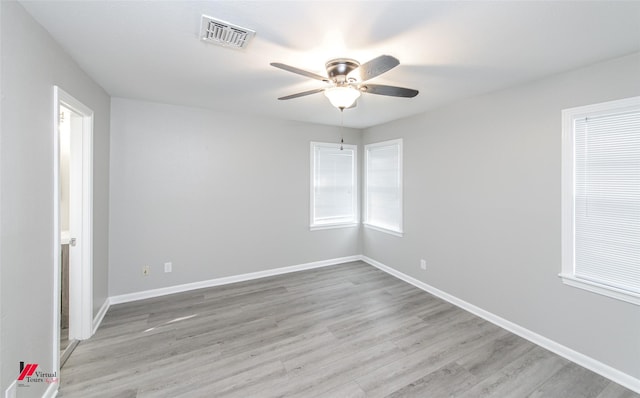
[325,58,360,84]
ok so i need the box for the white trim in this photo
[560,103,575,279]
[559,273,640,306]
[79,107,94,340]
[4,380,17,398]
[92,298,111,334]
[52,87,62,383]
[360,255,640,394]
[93,255,639,393]
[43,382,58,398]
[6,374,59,398]
[310,222,359,231]
[109,256,360,305]
[310,141,359,229]
[363,138,403,236]
[363,223,404,237]
[562,96,640,117]
[561,96,640,305]
[57,87,95,340]
[52,87,95,389]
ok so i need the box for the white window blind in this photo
[310,142,357,229]
[561,96,640,305]
[364,139,403,236]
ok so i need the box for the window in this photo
[364,139,403,236]
[310,142,358,229]
[561,96,640,305]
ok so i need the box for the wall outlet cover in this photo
[164,262,172,273]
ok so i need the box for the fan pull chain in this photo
[340,108,344,150]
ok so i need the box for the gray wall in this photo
[108,98,361,296]
[0,1,110,395]
[2,0,637,391]
[362,53,640,379]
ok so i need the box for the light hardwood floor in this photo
[59,261,638,397]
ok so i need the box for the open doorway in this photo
[53,87,94,372]
[59,104,76,361]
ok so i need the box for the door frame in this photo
[52,86,94,373]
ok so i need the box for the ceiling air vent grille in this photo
[200,15,255,49]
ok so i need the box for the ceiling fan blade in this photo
[360,84,419,98]
[277,88,325,100]
[271,63,330,82]
[348,55,399,82]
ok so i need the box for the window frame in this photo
[309,141,359,231]
[363,138,404,237]
[560,96,640,306]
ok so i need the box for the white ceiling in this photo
[20,1,640,129]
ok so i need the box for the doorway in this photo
[53,87,94,372]
[59,104,75,361]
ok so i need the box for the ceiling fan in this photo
[271,55,418,110]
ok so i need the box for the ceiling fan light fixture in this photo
[272,55,417,106]
[324,86,361,109]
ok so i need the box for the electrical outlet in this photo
[420,259,427,270]
[143,265,150,276]
[164,262,172,273]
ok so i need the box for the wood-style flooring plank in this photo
[58,261,639,398]
[385,362,479,398]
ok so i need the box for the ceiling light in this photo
[324,86,361,109]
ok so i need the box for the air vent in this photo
[200,15,255,49]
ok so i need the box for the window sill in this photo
[559,273,640,306]
[363,223,403,237]
[310,222,359,231]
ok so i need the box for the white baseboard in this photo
[92,298,110,335]
[4,380,16,398]
[43,381,58,398]
[99,254,638,393]
[4,372,58,398]
[109,255,360,305]
[359,255,640,394]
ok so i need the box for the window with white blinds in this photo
[561,96,640,305]
[310,142,358,229]
[364,139,403,236]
